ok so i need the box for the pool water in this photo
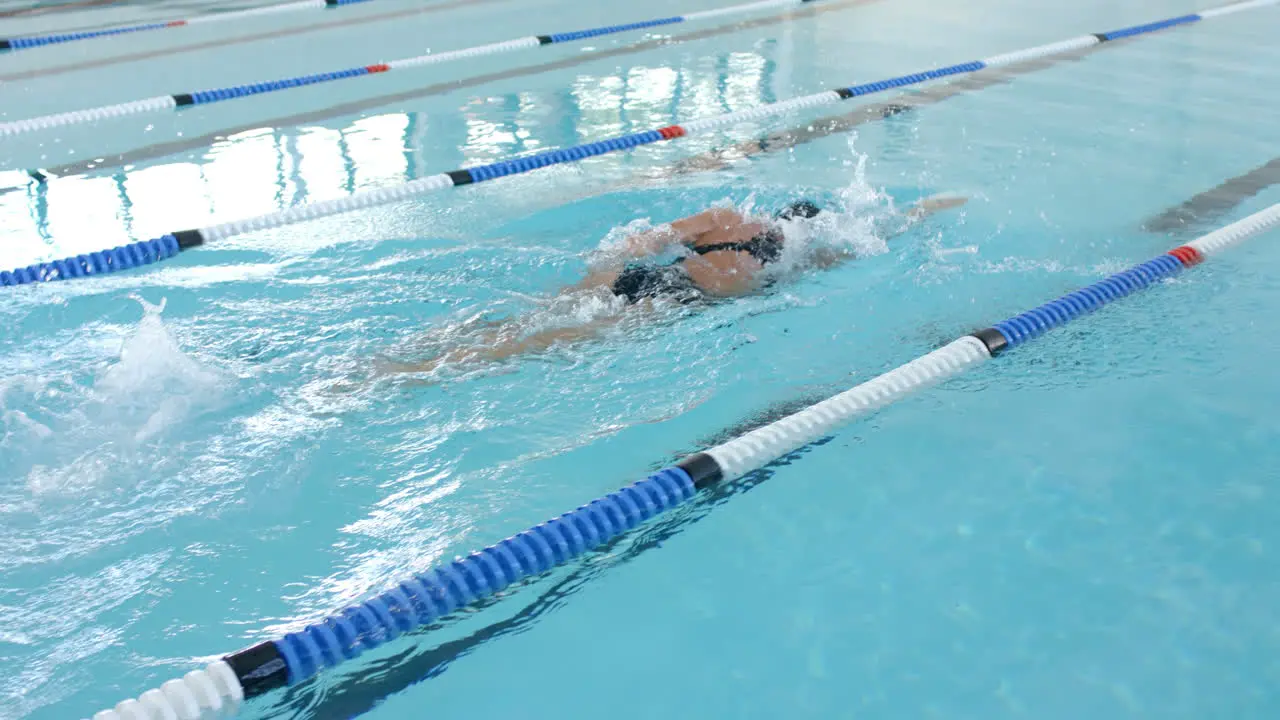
[2,0,1279,718]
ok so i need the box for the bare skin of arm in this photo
[379,315,628,375]
[592,207,751,269]
[679,218,769,296]
[572,207,764,292]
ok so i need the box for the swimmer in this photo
[384,193,966,374]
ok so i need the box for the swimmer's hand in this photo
[907,193,968,221]
[808,194,969,269]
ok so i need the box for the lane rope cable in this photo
[80,199,1280,720]
[0,0,820,135]
[0,0,381,52]
[3,0,1275,291]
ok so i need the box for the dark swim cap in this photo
[776,199,821,220]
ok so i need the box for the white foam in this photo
[21,297,231,494]
[588,215,699,270]
[26,452,115,495]
[92,297,229,443]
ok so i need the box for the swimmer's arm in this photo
[622,208,747,254]
[380,314,625,377]
[591,208,749,269]
[905,194,968,222]
[611,225,683,260]
[807,194,968,270]
[585,226,678,273]
[670,207,746,237]
[806,247,852,269]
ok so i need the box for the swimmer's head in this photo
[776,199,822,220]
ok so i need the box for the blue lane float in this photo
[0,20,178,50]
[10,1,1268,290]
[543,16,685,44]
[0,235,184,287]
[273,467,698,685]
[173,66,379,107]
[81,197,1280,719]
[1096,13,1202,40]
[988,255,1188,349]
[837,61,987,97]
[0,0,335,51]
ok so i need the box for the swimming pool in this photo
[2,0,1280,717]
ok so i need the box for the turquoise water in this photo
[2,0,1279,718]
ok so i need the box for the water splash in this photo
[96,295,229,443]
[20,295,231,495]
[764,138,895,275]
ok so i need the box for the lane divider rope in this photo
[81,200,1280,720]
[702,204,1278,479]
[0,0,819,136]
[0,0,368,51]
[5,0,1275,289]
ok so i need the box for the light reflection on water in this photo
[0,55,778,268]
